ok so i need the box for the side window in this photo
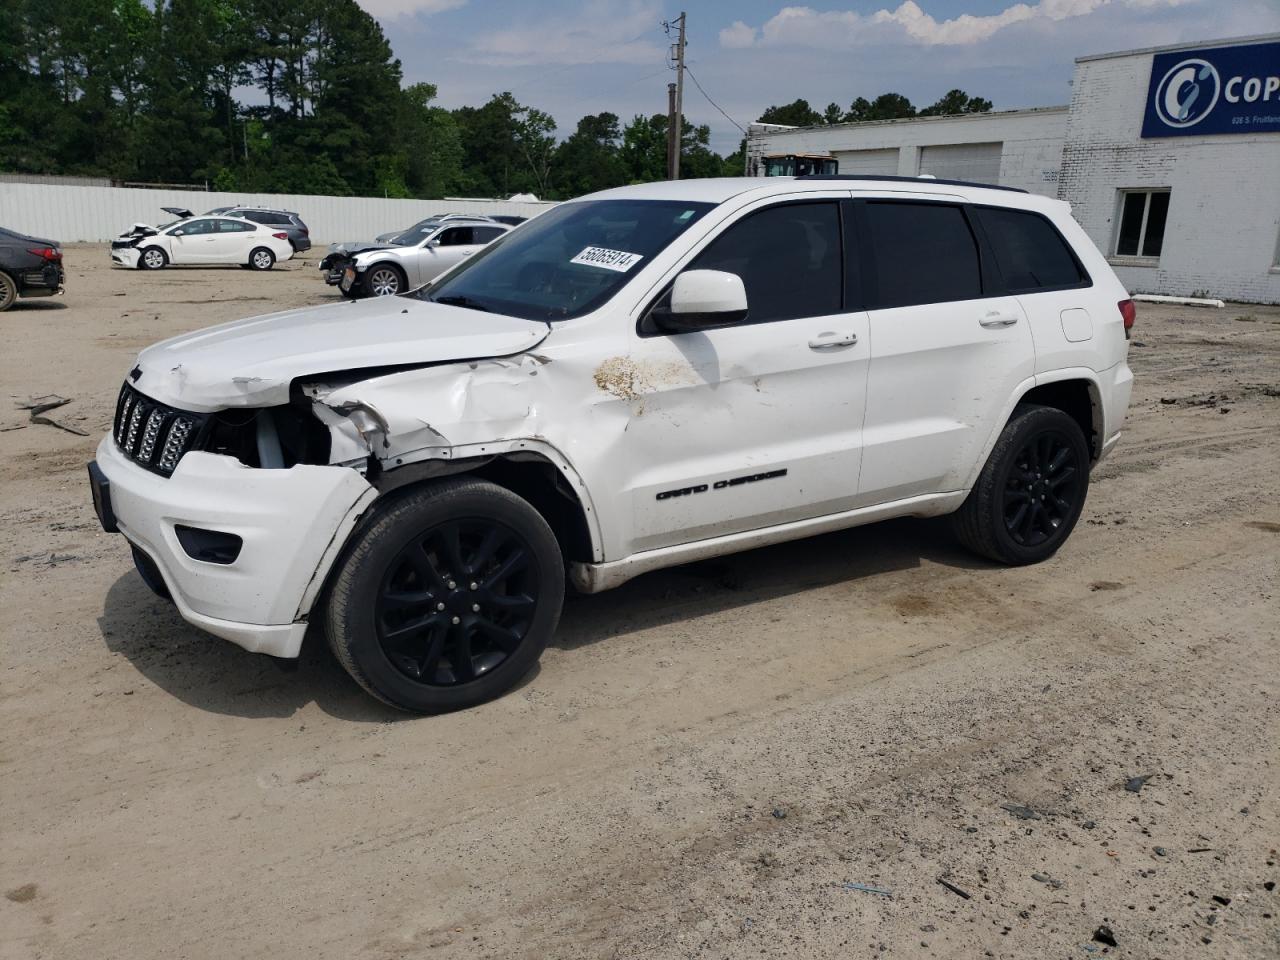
[977,207,1086,291]
[172,218,214,236]
[864,202,981,308]
[243,211,271,224]
[216,219,253,232]
[473,226,506,244]
[436,227,475,246]
[687,201,842,324]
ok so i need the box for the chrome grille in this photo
[112,382,209,477]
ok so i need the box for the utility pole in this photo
[666,83,677,179]
[665,11,686,180]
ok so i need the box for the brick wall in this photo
[1059,43,1280,304]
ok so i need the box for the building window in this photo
[1114,189,1170,259]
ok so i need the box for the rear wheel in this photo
[0,271,16,311]
[248,247,275,271]
[139,247,167,270]
[324,479,565,713]
[365,263,405,297]
[951,404,1090,565]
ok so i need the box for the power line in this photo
[684,64,747,136]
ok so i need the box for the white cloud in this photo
[357,0,466,20]
[465,1,666,66]
[723,0,1193,49]
[719,20,759,48]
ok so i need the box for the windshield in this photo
[417,199,713,321]
[387,220,441,246]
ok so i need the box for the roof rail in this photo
[795,174,1028,194]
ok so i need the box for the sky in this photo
[354,0,1280,154]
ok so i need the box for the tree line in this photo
[0,0,992,200]
[759,91,993,127]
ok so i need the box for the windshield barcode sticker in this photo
[571,246,644,272]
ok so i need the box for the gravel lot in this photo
[2,246,1278,959]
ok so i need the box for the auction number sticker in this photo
[570,246,644,272]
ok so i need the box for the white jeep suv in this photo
[88,176,1134,713]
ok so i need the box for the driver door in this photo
[615,195,870,555]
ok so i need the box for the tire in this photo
[248,247,275,271]
[139,247,167,270]
[365,263,405,297]
[0,271,16,311]
[323,478,565,713]
[951,404,1090,565]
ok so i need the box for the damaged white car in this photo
[88,176,1134,713]
[110,209,295,270]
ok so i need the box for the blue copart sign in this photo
[1141,41,1280,138]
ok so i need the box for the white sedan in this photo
[110,215,295,271]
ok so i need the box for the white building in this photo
[746,33,1280,303]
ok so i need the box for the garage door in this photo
[832,148,899,176]
[918,142,1002,183]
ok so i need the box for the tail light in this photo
[1117,299,1136,339]
[28,247,62,261]
[272,232,289,240]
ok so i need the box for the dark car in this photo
[202,207,311,253]
[0,227,64,311]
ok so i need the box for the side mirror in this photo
[656,269,748,333]
[428,237,442,248]
[173,230,184,236]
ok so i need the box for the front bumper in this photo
[111,245,142,268]
[91,436,376,657]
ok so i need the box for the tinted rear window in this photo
[979,207,1085,291]
[864,202,981,308]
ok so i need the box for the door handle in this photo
[808,331,858,350]
[980,312,1019,328]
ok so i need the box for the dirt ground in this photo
[1,245,1278,960]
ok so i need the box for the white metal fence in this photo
[0,182,557,245]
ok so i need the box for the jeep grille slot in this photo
[113,382,209,477]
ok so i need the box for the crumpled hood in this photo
[327,240,399,257]
[131,296,550,411]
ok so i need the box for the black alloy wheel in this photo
[1001,430,1082,547]
[324,478,564,713]
[376,519,538,685]
[951,404,1091,565]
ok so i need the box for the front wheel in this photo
[365,263,405,297]
[248,247,275,271]
[139,247,167,270]
[323,479,565,713]
[951,404,1090,565]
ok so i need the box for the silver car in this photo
[324,217,511,298]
